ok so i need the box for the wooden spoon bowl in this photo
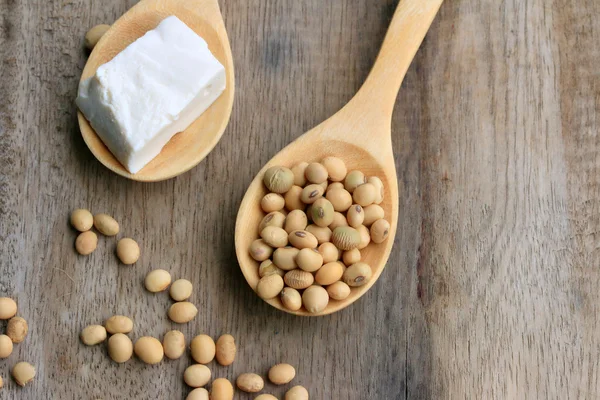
[235,0,443,316]
[78,0,234,182]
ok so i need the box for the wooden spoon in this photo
[235,0,444,316]
[78,0,235,182]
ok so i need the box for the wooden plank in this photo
[0,0,597,398]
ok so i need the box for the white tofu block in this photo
[76,16,226,173]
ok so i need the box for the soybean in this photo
[12,362,35,387]
[273,247,299,270]
[284,269,314,290]
[280,287,302,311]
[236,373,264,393]
[0,335,13,358]
[259,211,286,232]
[284,210,308,234]
[134,336,164,364]
[329,212,349,230]
[315,262,345,286]
[326,188,353,212]
[318,242,340,263]
[357,225,371,249]
[257,274,284,299]
[108,333,133,363]
[216,334,236,366]
[342,248,361,266]
[168,302,198,323]
[75,231,98,255]
[80,325,106,346]
[291,162,309,187]
[261,226,289,248]
[116,238,140,264]
[302,285,329,313]
[288,230,318,249]
[327,281,351,300]
[261,193,285,213]
[310,198,334,227]
[191,334,216,364]
[305,163,328,184]
[263,166,294,193]
[210,378,234,400]
[353,183,377,207]
[0,298,17,320]
[268,363,296,385]
[344,170,366,193]
[296,248,323,272]
[301,184,324,204]
[187,388,209,400]
[368,176,385,204]
[321,156,347,182]
[85,24,110,50]
[363,204,385,226]
[162,330,186,360]
[93,213,119,236]
[170,279,193,301]
[370,219,391,244]
[184,364,211,387]
[105,315,133,334]
[249,239,273,262]
[285,385,309,400]
[259,260,285,277]
[70,209,93,232]
[331,226,361,250]
[346,204,365,228]
[305,224,332,244]
[343,262,373,287]
[145,269,172,293]
[284,185,304,211]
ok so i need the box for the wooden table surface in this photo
[1,0,599,399]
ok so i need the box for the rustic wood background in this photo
[0,0,599,399]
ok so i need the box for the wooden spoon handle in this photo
[348,0,444,121]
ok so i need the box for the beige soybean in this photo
[170,279,193,301]
[116,238,140,264]
[288,230,318,249]
[300,184,324,204]
[80,325,106,346]
[327,281,351,300]
[261,193,285,213]
[263,166,294,193]
[0,298,17,320]
[256,395,278,400]
[105,315,133,334]
[280,287,302,311]
[368,176,385,204]
[371,219,391,244]
[305,224,332,244]
[187,388,209,400]
[134,336,164,364]
[363,204,385,226]
[347,204,365,227]
[12,362,35,387]
[216,334,236,366]
[168,302,198,323]
[353,183,377,207]
[76,231,98,255]
[331,226,361,250]
[344,170,366,193]
[296,248,323,272]
[291,162,309,187]
[285,385,309,400]
[326,188,353,212]
[326,182,344,193]
[343,262,373,287]
[315,262,345,286]
[284,210,308,233]
[70,208,93,232]
[145,269,172,292]
[259,260,285,277]
[249,239,273,262]
[321,156,347,182]
[318,242,340,263]
[318,181,329,192]
[310,198,335,227]
[284,269,314,290]
[357,225,371,249]
[302,285,329,313]
[236,373,264,393]
[184,364,211,387]
[284,185,304,211]
[108,333,133,363]
[0,335,13,358]
[329,212,349,230]
[268,363,296,385]
[6,317,26,343]
[342,248,361,266]
[273,247,299,270]
[210,378,234,400]
[0,375,2,389]
[191,334,216,364]
[261,226,289,248]
[305,162,328,184]
[93,213,119,236]
[85,24,110,50]
[162,330,186,360]
[284,185,305,211]
[259,211,286,232]
[257,274,284,299]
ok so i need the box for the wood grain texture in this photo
[0,0,597,399]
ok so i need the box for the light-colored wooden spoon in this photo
[78,0,234,182]
[235,0,444,316]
